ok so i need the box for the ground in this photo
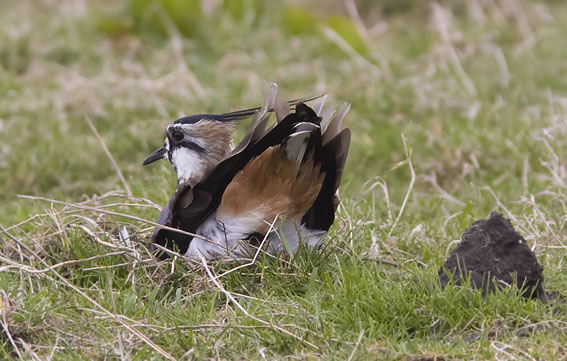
[0,0,566,360]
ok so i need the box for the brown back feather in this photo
[217,146,324,234]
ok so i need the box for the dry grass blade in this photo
[85,115,132,197]
[214,216,279,280]
[0,224,176,361]
[0,290,22,359]
[387,134,416,238]
[199,254,320,351]
[17,194,212,242]
[347,329,364,361]
[0,251,127,274]
[431,2,477,97]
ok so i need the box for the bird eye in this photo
[172,131,184,142]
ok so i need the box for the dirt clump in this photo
[439,212,555,301]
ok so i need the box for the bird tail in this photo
[300,104,351,232]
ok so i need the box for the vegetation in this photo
[1,0,566,359]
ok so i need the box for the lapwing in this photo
[143,84,351,260]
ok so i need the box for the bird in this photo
[143,84,351,260]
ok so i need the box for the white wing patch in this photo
[283,131,311,164]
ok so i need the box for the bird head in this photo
[143,94,324,185]
[143,115,236,185]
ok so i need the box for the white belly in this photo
[184,212,327,260]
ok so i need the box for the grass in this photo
[1,0,566,359]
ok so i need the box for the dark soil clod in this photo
[439,212,554,301]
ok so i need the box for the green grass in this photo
[1,0,566,359]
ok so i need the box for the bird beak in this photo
[143,147,167,165]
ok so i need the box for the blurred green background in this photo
[1,0,564,225]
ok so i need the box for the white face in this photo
[170,146,205,184]
[166,124,208,185]
[144,118,234,185]
[145,119,234,185]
